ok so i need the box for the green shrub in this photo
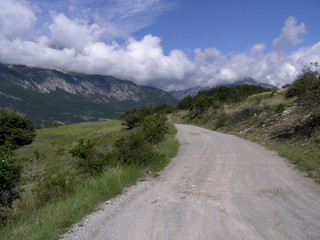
[113,133,162,166]
[51,121,59,128]
[0,145,22,209]
[142,114,169,144]
[274,103,286,114]
[215,113,228,129]
[70,139,109,176]
[120,103,175,129]
[33,172,76,206]
[190,95,212,114]
[120,109,143,129]
[286,67,319,100]
[177,96,194,110]
[0,110,36,149]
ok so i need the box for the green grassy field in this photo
[2,120,179,240]
[16,120,123,181]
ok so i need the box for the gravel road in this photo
[61,124,320,240]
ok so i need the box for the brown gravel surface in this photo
[61,124,320,240]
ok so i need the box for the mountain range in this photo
[0,63,275,127]
[0,63,177,127]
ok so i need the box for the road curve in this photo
[62,124,320,240]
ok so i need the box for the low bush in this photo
[142,114,169,144]
[0,146,22,210]
[176,96,193,110]
[33,172,76,206]
[274,103,286,114]
[70,139,109,176]
[113,133,162,166]
[215,112,228,129]
[120,103,175,129]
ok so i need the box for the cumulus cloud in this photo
[0,1,319,92]
[0,0,36,40]
[49,13,104,51]
[250,43,266,55]
[273,16,307,52]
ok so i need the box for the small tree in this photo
[0,110,36,149]
[0,145,22,209]
[70,139,108,176]
[142,114,168,144]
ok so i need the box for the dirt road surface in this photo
[61,124,320,240]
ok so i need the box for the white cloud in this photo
[250,43,266,55]
[49,13,104,51]
[0,3,319,92]
[0,0,36,40]
[273,16,307,52]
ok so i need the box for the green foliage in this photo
[215,113,227,129]
[274,103,286,114]
[33,172,76,206]
[176,96,193,110]
[120,103,175,129]
[113,133,162,166]
[120,109,144,129]
[70,139,108,176]
[0,110,35,216]
[0,118,178,238]
[231,106,264,124]
[197,84,269,104]
[285,69,318,99]
[142,114,169,144]
[0,145,22,210]
[178,84,270,120]
[0,110,36,149]
[190,95,213,114]
[51,121,59,128]
[280,67,320,139]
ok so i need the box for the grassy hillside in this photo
[171,71,320,182]
[1,120,179,240]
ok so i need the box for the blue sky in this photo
[0,0,319,91]
[135,0,319,54]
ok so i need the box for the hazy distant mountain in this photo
[0,63,178,127]
[169,86,209,100]
[170,78,274,99]
[227,77,275,89]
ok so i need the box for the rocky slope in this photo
[0,63,177,126]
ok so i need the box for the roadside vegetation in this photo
[0,104,178,240]
[1,63,319,239]
[171,64,320,182]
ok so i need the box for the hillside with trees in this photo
[0,63,178,127]
[172,64,320,181]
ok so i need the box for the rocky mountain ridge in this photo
[0,63,177,126]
